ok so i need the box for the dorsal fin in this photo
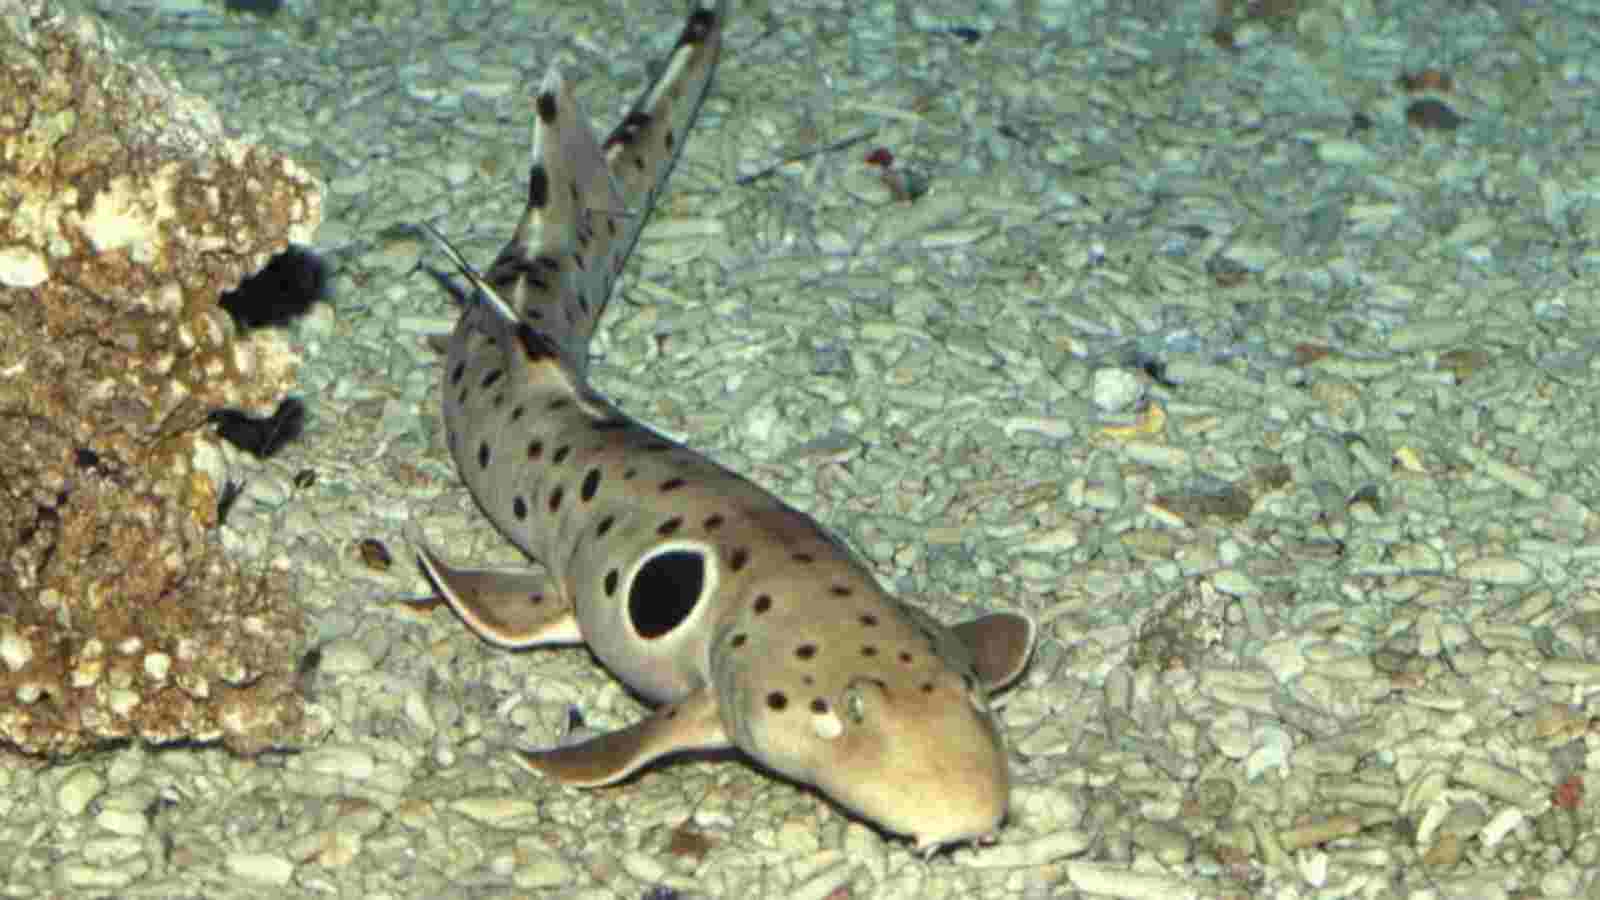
[473,2,728,379]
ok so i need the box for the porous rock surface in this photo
[0,0,321,756]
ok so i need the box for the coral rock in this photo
[0,0,321,756]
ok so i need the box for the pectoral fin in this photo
[412,537,581,648]
[514,686,728,787]
[952,612,1037,693]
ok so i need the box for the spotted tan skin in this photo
[411,0,1037,852]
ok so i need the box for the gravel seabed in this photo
[12,0,1600,897]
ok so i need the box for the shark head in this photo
[752,669,1013,851]
[712,571,1035,851]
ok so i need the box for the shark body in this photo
[412,0,1037,851]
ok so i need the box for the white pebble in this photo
[1316,139,1376,167]
[57,865,135,890]
[0,628,32,671]
[1001,416,1076,440]
[57,768,106,817]
[1457,556,1535,586]
[1245,727,1292,781]
[1479,806,1524,849]
[513,852,575,889]
[227,852,295,886]
[1297,849,1329,887]
[144,652,171,682]
[443,160,474,186]
[0,245,48,288]
[107,688,140,716]
[1090,367,1144,413]
[317,639,375,675]
[301,745,375,781]
[96,808,150,837]
[1210,568,1260,598]
[404,689,436,734]
[451,796,540,825]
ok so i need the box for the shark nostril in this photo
[843,688,866,723]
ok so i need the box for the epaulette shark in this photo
[408,0,1037,853]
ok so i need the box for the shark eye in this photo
[842,683,870,724]
[628,547,707,638]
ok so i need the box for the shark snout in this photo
[813,676,1013,850]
